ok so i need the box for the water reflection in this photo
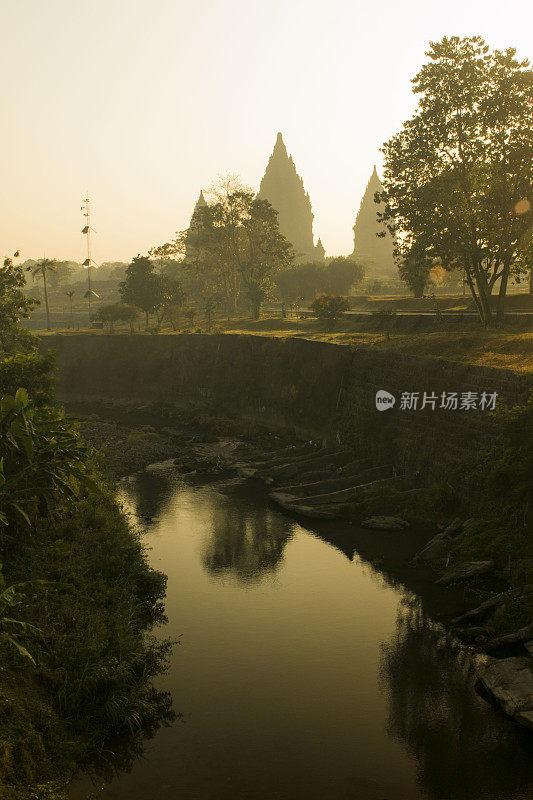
[80,691,176,787]
[202,498,294,582]
[380,602,533,800]
[119,466,175,521]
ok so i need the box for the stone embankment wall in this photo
[41,333,532,480]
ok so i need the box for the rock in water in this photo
[436,561,493,585]
[416,532,452,561]
[361,516,409,530]
[477,657,533,722]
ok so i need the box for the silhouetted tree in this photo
[324,256,364,295]
[119,256,161,328]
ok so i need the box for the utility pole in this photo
[81,194,98,326]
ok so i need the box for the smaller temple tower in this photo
[351,167,396,277]
[185,190,207,262]
[315,238,326,263]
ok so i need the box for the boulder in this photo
[436,560,493,585]
[452,585,533,626]
[416,532,452,561]
[485,622,533,650]
[477,656,533,718]
[361,516,409,530]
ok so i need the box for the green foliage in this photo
[0,350,55,406]
[471,391,533,515]
[380,36,533,325]
[0,389,94,535]
[0,254,38,352]
[310,294,350,330]
[0,563,38,665]
[0,482,173,796]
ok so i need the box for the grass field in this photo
[222,317,533,374]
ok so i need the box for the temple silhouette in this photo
[259,132,325,264]
[350,166,396,277]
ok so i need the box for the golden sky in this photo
[1,0,531,262]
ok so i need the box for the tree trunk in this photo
[529,264,533,294]
[471,266,494,327]
[252,300,261,320]
[496,262,510,326]
[145,311,149,328]
[43,270,51,331]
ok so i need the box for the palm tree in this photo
[65,289,75,329]
[29,259,57,331]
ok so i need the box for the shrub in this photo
[310,294,350,330]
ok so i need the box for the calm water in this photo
[71,462,533,800]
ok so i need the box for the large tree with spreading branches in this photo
[378,36,533,325]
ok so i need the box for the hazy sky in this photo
[2,0,531,263]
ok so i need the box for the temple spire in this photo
[351,168,396,277]
[259,132,324,263]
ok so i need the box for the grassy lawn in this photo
[224,317,533,374]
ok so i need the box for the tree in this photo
[156,276,186,326]
[28,258,57,331]
[0,253,37,351]
[378,36,533,326]
[176,180,294,319]
[275,262,323,303]
[119,256,161,328]
[310,294,350,330]
[398,249,432,297]
[324,257,364,295]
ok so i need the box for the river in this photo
[70,461,533,800]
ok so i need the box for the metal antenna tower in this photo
[81,194,99,323]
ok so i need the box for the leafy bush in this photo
[95,302,138,331]
[310,294,350,330]
[0,389,94,534]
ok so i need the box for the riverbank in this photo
[0,463,174,800]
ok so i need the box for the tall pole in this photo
[81,193,93,325]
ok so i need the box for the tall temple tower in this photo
[259,132,324,264]
[351,167,396,277]
[185,190,207,262]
